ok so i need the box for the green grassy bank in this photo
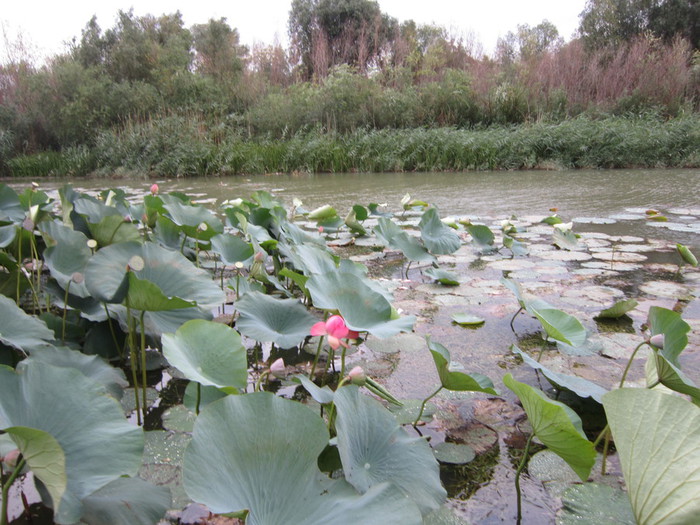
[5,115,700,178]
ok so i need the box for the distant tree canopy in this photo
[288,0,398,78]
[497,20,562,63]
[579,0,700,49]
[191,18,248,82]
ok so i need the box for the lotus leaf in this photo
[648,306,690,368]
[427,338,497,393]
[0,295,55,351]
[79,477,171,525]
[558,483,635,525]
[334,386,446,515]
[527,304,587,347]
[374,217,435,263]
[512,346,607,403]
[162,319,247,391]
[307,271,415,338]
[595,299,639,319]
[419,208,461,255]
[424,267,459,285]
[646,351,700,406]
[184,392,423,524]
[603,388,700,524]
[0,361,146,524]
[210,233,254,265]
[163,200,223,240]
[503,374,595,481]
[465,224,495,249]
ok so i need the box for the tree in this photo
[497,20,561,63]
[288,0,397,78]
[192,18,248,83]
[579,0,699,49]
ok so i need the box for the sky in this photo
[1,0,587,63]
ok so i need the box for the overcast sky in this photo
[1,0,587,63]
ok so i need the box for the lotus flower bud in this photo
[649,334,665,349]
[150,183,159,195]
[2,449,20,468]
[269,358,286,379]
[318,226,324,233]
[348,366,367,386]
[254,251,265,262]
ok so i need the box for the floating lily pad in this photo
[558,483,635,525]
[595,299,639,319]
[387,399,437,425]
[432,442,475,465]
[424,267,460,285]
[451,313,485,326]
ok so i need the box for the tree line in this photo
[0,0,698,173]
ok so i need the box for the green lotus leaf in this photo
[281,242,339,275]
[0,184,25,223]
[345,209,367,236]
[308,204,338,220]
[184,392,423,525]
[294,374,336,404]
[87,215,142,246]
[0,361,144,524]
[0,223,16,247]
[646,351,700,406]
[427,338,497,393]
[558,483,635,525]
[210,233,254,265]
[423,267,459,285]
[648,306,690,368]
[595,299,639,319]
[235,291,317,348]
[24,345,127,400]
[503,374,595,481]
[162,319,247,391]
[278,268,310,296]
[527,304,587,347]
[39,221,92,296]
[512,346,607,404]
[368,202,392,217]
[334,385,446,516]
[503,235,529,255]
[552,228,579,250]
[541,215,563,225]
[419,208,461,255]
[0,295,55,351]
[307,271,415,338]
[352,204,369,221]
[72,197,121,223]
[80,477,170,525]
[163,200,223,240]
[374,217,435,263]
[603,388,700,524]
[85,242,224,308]
[676,243,698,266]
[126,273,196,312]
[465,224,495,249]
[451,313,485,326]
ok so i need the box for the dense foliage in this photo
[0,3,699,176]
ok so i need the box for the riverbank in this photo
[5,116,699,178]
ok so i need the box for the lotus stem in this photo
[1,457,26,525]
[310,312,330,378]
[195,382,202,415]
[61,280,71,344]
[619,341,648,388]
[126,300,141,426]
[413,385,443,426]
[139,310,147,415]
[103,303,123,360]
[601,428,611,475]
[509,306,523,333]
[29,235,42,313]
[15,235,22,306]
[514,433,534,525]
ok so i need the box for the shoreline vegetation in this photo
[1,2,699,178]
[5,115,700,178]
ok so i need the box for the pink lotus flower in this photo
[310,315,359,350]
[150,183,159,195]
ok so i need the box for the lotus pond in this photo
[0,171,699,525]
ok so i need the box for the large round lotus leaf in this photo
[162,319,247,391]
[424,267,459,286]
[87,215,142,246]
[235,291,317,348]
[427,339,497,394]
[512,346,607,404]
[210,233,254,265]
[80,477,170,525]
[528,305,587,347]
[280,242,338,276]
[595,298,638,319]
[85,242,224,308]
[0,295,55,351]
[163,200,223,240]
[465,224,495,248]
[503,374,595,482]
[73,197,121,223]
[126,273,195,312]
[333,386,446,516]
[307,272,415,338]
[419,208,461,255]
[645,351,700,406]
[109,303,213,337]
[23,345,127,400]
[374,217,435,263]
[603,388,700,525]
[40,221,92,297]
[0,184,25,223]
[0,361,144,524]
[0,224,16,247]
[184,392,422,525]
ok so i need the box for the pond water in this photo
[12,167,700,250]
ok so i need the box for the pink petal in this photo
[325,315,349,338]
[328,335,341,350]
[310,322,328,336]
[347,329,360,340]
